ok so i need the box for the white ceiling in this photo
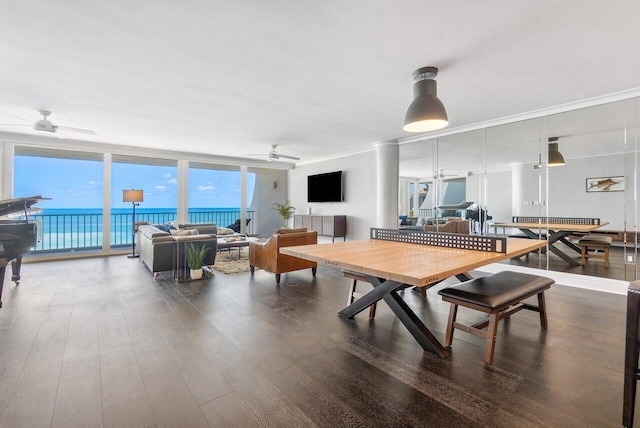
[1,1,639,170]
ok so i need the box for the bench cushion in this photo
[438,271,554,309]
[579,235,612,245]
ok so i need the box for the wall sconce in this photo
[123,189,143,258]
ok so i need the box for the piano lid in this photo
[0,196,49,217]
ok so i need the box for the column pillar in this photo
[375,140,399,229]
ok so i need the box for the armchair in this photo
[249,228,318,284]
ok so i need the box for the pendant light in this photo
[403,66,449,132]
[548,137,565,167]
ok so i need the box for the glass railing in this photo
[21,210,255,254]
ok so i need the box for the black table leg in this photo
[338,275,450,358]
[624,286,640,427]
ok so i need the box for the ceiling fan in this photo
[0,110,97,137]
[246,145,300,162]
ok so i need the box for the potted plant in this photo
[185,242,209,280]
[272,201,295,228]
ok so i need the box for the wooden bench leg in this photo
[484,312,499,365]
[348,278,377,319]
[444,304,458,346]
[605,246,610,268]
[581,245,587,266]
[537,291,548,329]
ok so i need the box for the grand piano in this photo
[0,195,47,308]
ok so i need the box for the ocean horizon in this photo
[27,207,251,252]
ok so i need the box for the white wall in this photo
[249,168,289,236]
[290,151,377,240]
[466,170,513,224]
[512,154,625,229]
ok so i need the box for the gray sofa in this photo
[136,223,218,278]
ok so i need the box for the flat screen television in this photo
[307,171,343,202]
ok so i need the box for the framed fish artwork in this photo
[586,176,625,192]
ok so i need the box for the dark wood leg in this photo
[624,288,640,427]
[250,265,255,274]
[368,303,377,319]
[275,274,281,284]
[312,267,317,276]
[444,304,457,346]
[484,312,499,364]
[538,292,548,329]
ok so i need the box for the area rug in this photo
[211,248,251,274]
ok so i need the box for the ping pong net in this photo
[511,216,600,225]
[370,228,506,253]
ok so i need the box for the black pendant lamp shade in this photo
[403,66,449,132]
[548,137,565,167]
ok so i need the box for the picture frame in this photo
[586,176,625,192]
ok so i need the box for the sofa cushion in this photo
[416,217,427,227]
[179,223,217,234]
[138,224,170,239]
[216,226,235,235]
[171,229,199,236]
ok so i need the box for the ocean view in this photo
[27,207,250,253]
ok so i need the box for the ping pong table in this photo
[281,229,546,358]
[491,217,608,266]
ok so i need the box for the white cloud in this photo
[162,173,171,178]
[197,184,214,191]
[88,180,96,185]
[167,178,177,184]
[154,185,167,191]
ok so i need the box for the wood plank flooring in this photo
[0,255,630,427]
[501,245,634,281]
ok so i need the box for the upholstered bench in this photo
[438,271,554,364]
[579,235,612,268]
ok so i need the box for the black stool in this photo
[624,280,640,427]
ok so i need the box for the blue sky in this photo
[15,156,255,209]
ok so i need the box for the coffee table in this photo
[217,236,260,259]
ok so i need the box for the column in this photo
[177,160,189,223]
[375,140,399,229]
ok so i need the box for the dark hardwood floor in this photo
[0,255,629,427]
[501,244,636,282]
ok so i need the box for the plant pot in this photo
[190,268,203,280]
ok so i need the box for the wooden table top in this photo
[491,222,608,232]
[280,238,546,288]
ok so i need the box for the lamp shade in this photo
[548,142,565,167]
[403,67,449,133]
[123,189,143,203]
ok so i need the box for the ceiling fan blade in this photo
[55,129,70,139]
[276,154,300,160]
[11,116,34,124]
[245,153,268,157]
[0,124,31,127]
[56,126,96,135]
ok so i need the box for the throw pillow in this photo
[160,223,175,232]
[170,229,199,236]
[216,226,235,235]
[416,217,426,227]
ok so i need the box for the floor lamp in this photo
[123,189,143,258]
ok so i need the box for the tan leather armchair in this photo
[249,228,318,284]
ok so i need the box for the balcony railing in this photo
[23,210,255,254]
